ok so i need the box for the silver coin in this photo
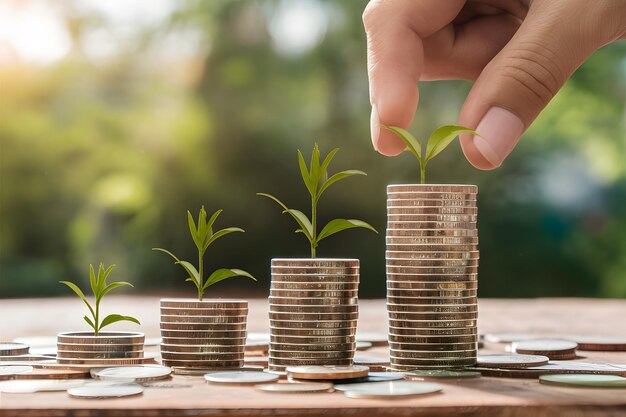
[204,371,278,384]
[539,374,626,388]
[343,380,442,399]
[68,382,144,398]
[255,382,334,393]
[92,365,171,382]
[477,354,550,368]
[333,373,404,390]
[0,343,30,356]
[511,339,578,353]
[0,365,33,375]
[286,365,368,380]
[0,379,88,393]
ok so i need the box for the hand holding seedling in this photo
[381,125,477,184]
[60,263,140,336]
[258,145,377,258]
[364,0,626,169]
[153,207,256,301]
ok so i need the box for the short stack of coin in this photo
[268,259,359,372]
[159,299,247,369]
[56,332,146,365]
[386,184,479,371]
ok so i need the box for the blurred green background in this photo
[1,0,625,299]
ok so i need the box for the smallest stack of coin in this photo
[160,299,248,369]
[56,332,146,365]
[268,259,359,373]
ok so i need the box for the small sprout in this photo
[258,144,378,258]
[153,207,256,301]
[59,263,140,336]
[380,125,478,184]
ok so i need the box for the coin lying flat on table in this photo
[0,379,88,393]
[0,343,30,356]
[511,339,578,359]
[0,365,33,376]
[404,369,481,379]
[204,371,279,385]
[539,374,626,388]
[572,336,626,352]
[343,381,442,399]
[333,373,405,390]
[476,354,549,368]
[68,382,144,398]
[92,365,171,382]
[287,365,369,380]
[472,361,626,378]
[255,382,334,393]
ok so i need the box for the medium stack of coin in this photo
[159,299,248,369]
[56,332,146,365]
[268,259,359,372]
[386,184,479,371]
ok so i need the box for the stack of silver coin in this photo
[268,259,359,373]
[386,184,478,371]
[56,332,146,365]
[159,299,248,369]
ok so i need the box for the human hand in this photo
[363,0,626,169]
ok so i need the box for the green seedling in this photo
[258,144,378,258]
[153,207,256,301]
[59,263,140,336]
[380,125,478,184]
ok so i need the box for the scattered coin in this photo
[0,365,33,376]
[0,379,88,393]
[92,365,171,382]
[539,374,626,388]
[476,354,550,368]
[287,365,369,380]
[255,382,334,393]
[334,374,405,390]
[355,341,373,350]
[404,369,481,379]
[204,371,279,385]
[343,381,442,399]
[68,382,144,398]
[572,336,626,352]
[511,339,578,359]
[0,343,30,356]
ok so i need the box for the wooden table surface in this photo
[1,297,626,417]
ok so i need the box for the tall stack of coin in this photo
[159,299,247,369]
[56,332,146,365]
[386,184,478,371]
[268,259,359,373]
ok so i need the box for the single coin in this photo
[356,341,373,351]
[255,382,333,393]
[389,357,476,367]
[388,312,477,321]
[56,331,144,345]
[343,380,442,399]
[271,282,360,291]
[539,374,626,388]
[386,191,476,200]
[287,365,368,380]
[391,349,476,359]
[389,342,477,352]
[161,352,244,361]
[389,327,477,337]
[354,356,390,367]
[387,280,478,290]
[268,357,352,367]
[483,332,538,343]
[271,267,358,275]
[356,332,388,347]
[333,374,404,391]
[269,351,353,360]
[477,354,549,368]
[387,297,478,307]
[160,299,247,309]
[0,379,88,393]
[404,369,481,379]
[268,296,358,306]
[270,327,356,337]
[512,339,578,359]
[573,336,626,352]
[92,365,171,382]
[0,343,30,356]
[204,371,278,385]
[271,335,355,345]
[387,273,478,281]
[244,357,269,366]
[0,365,33,375]
[387,258,479,268]
[0,354,55,362]
[389,363,474,372]
[57,342,143,352]
[68,382,144,398]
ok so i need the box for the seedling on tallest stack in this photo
[258,144,378,257]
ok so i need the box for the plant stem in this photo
[198,248,204,301]
[94,300,100,337]
[311,197,317,258]
[420,163,426,185]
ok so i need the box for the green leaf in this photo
[175,261,201,289]
[309,144,321,192]
[317,170,366,199]
[98,263,115,294]
[187,210,202,250]
[425,125,477,162]
[206,209,223,237]
[317,218,379,242]
[99,281,133,301]
[83,315,96,332]
[197,206,209,250]
[257,193,314,242]
[380,125,422,163]
[100,314,140,330]
[59,280,96,319]
[297,150,314,197]
[89,264,97,297]
[152,247,182,263]
[203,268,256,290]
[320,148,340,178]
[204,227,244,250]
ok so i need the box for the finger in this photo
[363,0,465,156]
[459,0,623,169]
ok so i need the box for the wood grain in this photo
[0,297,625,417]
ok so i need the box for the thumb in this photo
[459,0,624,170]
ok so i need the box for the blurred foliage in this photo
[1,0,625,298]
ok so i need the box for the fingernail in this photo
[472,107,524,168]
[370,103,379,151]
